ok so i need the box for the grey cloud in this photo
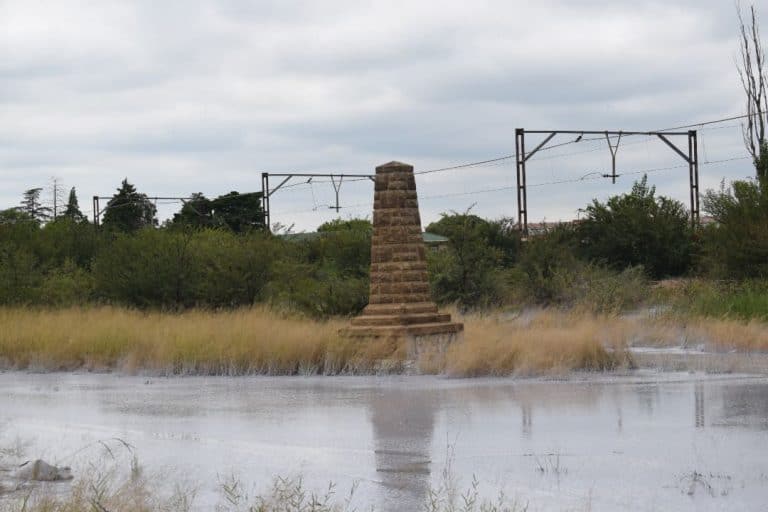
[0,0,759,229]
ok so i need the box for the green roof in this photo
[422,232,450,243]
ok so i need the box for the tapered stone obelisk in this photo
[342,161,463,340]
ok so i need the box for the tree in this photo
[426,212,510,308]
[195,230,283,307]
[20,188,52,223]
[737,3,768,179]
[209,191,264,233]
[171,193,214,228]
[92,229,199,308]
[170,191,264,233]
[62,187,85,222]
[0,206,42,304]
[102,179,157,233]
[309,218,371,277]
[317,218,372,233]
[702,179,768,278]
[578,176,693,278]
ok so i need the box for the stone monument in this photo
[342,161,463,341]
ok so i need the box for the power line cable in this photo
[274,154,753,216]
[264,111,765,219]
[265,111,766,191]
[413,154,514,175]
[657,110,768,132]
[275,158,756,223]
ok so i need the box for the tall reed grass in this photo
[446,311,630,376]
[0,307,359,375]
[0,307,633,377]
[632,315,768,352]
[1,307,765,377]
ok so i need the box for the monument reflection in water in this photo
[368,386,439,511]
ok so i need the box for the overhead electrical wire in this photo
[276,154,753,216]
[266,110,767,196]
[262,111,766,219]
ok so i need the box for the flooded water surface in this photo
[1,371,767,511]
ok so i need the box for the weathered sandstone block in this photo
[341,161,463,342]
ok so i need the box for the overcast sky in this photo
[0,0,761,230]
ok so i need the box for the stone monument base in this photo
[340,302,463,341]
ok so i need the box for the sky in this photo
[0,0,762,231]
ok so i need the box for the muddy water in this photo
[1,371,767,511]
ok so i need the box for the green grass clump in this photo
[669,279,768,321]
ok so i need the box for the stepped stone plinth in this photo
[342,161,463,341]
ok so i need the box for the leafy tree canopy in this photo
[0,208,36,225]
[425,212,516,308]
[427,213,520,266]
[171,193,214,229]
[702,177,768,278]
[172,191,264,233]
[209,191,264,233]
[317,218,372,233]
[578,175,693,278]
[102,179,157,233]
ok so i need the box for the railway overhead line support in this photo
[515,128,699,235]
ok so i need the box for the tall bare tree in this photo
[737,3,768,179]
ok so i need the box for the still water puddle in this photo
[1,371,767,511]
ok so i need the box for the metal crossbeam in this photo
[261,172,375,232]
[515,128,699,236]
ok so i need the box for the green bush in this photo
[510,224,580,304]
[38,218,101,269]
[669,279,768,321]
[37,259,95,306]
[0,246,40,304]
[0,211,42,304]
[306,223,371,278]
[426,213,518,309]
[578,176,693,278]
[702,179,768,278]
[194,230,283,307]
[92,229,201,308]
[506,224,648,312]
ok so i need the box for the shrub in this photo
[92,229,201,308]
[670,279,768,321]
[509,224,580,305]
[195,230,284,307]
[426,213,518,309]
[37,259,95,306]
[702,179,768,278]
[578,176,693,278]
[507,224,648,312]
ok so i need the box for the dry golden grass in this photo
[0,307,392,375]
[0,307,630,377]
[446,311,631,377]
[633,315,768,352]
[1,307,766,377]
